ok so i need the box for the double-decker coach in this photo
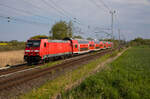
[94,40,100,51]
[73,39,90,54]
[89,41,95,51]
[100,41,104,49]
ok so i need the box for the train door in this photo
[74,43,79,53]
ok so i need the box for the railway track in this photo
[0,49,109,77]
[0,56,81,77]
[0,49,116,98]
[0,64,29,76]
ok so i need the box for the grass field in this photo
[62,46,150,99]
[0,50,24,67]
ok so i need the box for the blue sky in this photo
[0,0,150,41]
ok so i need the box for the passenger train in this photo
[24,38,113,64]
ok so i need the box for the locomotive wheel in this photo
[42,59,46,64]
[45,58,49,63]
[61,56,65,60]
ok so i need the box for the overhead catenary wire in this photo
[0,1,90,33]
[41,0,73,20]
[0,3,52,21]
[21,0,99,32]
[0,0,116,39]
[97,0,111,11]
[95,0,116,40]
[41,0,83,25]
[88,0,109,13]
[21,0,53,16]
[21,1,87,29]
[0,9,53,27]
[22,0,48,13]
[87,0,113,34]
[49,0,81,23]
[0,15,50,26]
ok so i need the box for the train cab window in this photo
[44,43,46,47]
[27,40,41,47]
[75,44,78,48]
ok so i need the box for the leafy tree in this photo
[133,37,144,44]
[30,35,48,40]
[73,35,83,39]
[130,37,150,46]
[87,37,93,40]
[50,21,73,39]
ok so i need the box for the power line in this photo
[41,0,69,19]
[41,0,82,25]
[22,0,45,11]
[88,0,109,13]
[49,0,81,23]
[0,1,114,38]
[40,0,97,31]
[50,0,74,17]
[97,0,111,11]
[0,15,50,26]
[22,0,49,14]
[0,3,51,21]
[21,0,57,21]
[97,0,116,40]
[88,0,102,9]
[0,8,52,26]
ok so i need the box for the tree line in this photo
[129,37,150,46]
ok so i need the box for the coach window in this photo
[44,43,46,47]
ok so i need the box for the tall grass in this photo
[62,47,150,99]
[0,50,24,67]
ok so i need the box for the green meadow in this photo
[62,46,150,99]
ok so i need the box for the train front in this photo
[24,40,41,64]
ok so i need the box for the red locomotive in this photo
[24,38,113,64]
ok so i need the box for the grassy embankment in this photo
[19,49,122,99]
[62,46,150,99]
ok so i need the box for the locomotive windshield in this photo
[26,40,41,47]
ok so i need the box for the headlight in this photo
[25,50,30,52]
[34,50,39,52]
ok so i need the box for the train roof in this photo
[48,40,69,43]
